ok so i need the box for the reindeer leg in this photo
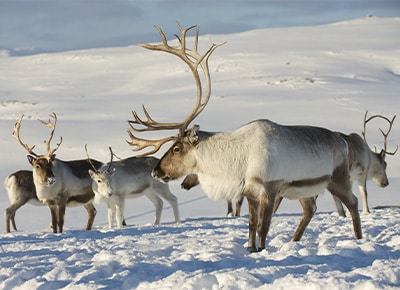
[246,195,259,252]
[84,203,97,230]
[332,195,346,217]
[115,197,125,229]
[48,205,58,233]
[328,167,362,239]
[273,196,283,214]
[257,191,275,251]
[5,194,32,232]
[107,203,115,229]
[153,183,180,223]
[330,186,362,239]
[292,197,317,241]
[146,191,163,225]
[58,205,66,233]
[227,200,234,217]
[235,196,244,217]
[5,205,18,233]
[358,179,370,214]
[10,212,17,232]
[4,209,11,233]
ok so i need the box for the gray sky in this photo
[1,0,399,55]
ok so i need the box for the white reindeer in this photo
[87,147,180,229]
[13,113,102,233]
[334,113,397,216]
[273,112,396,217]
[126,23,362,252]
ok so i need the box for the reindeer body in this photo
[153,120,362,251]
[89,156,180,229]
[167,120,345,201]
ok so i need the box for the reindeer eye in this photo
[173,146,181,154]
[97,179,102,183]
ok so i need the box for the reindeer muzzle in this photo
[47,177,56,186]
[151,169,169,183]
[380,180,389,187]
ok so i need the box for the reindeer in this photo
[4,170,44,232]
[13,113,102,233]
[273,112,397,217]
[126,23,362,252]
[333,112,397,216]
[86,146,180,229]
[181,174,244,217]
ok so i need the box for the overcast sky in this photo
[1,0,399,55]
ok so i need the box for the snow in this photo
[1,8,400,290]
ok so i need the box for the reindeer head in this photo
[13,113,62,186]
[126,23,224,182]
[362,111,397,187]
[87,146,116,198]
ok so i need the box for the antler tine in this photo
[37,113,62,158]
[181,41,226,133]
[12,114,39,157]
[362,111,398,155]
[362,111,367,143]
[105,147,114,172]
[126,130,176,157]
[379,114,398,155]
[362,110,386,143]
[129,105,183,132]
[84,144,99,172]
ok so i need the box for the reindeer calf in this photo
[89,151,180,229]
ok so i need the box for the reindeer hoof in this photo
[246,246,259,253]
[246,246,265,253]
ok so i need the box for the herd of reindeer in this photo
[4,23,398,253]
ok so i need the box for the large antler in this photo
[127,22,225,156]
[13,113,62,159]
[13,114,39,157]
[37,113,62,158]
[362,111,398,155]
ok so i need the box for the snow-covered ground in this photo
[1,13,400,290]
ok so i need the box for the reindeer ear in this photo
[186,125,200,145]
[88,169,95,178]
[27,155,35,165]
[50,154,56,161]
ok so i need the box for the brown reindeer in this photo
[126,23,362,252]
[13,113,102,233]
[4,170,44,232]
